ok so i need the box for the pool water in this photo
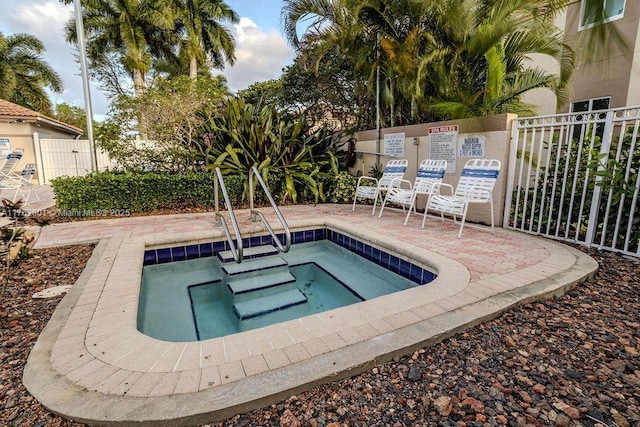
[138,239,434,341]
[189,263,363,340]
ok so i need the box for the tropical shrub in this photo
[97,76,228,172]
[511,125,639,252]
[325,172,357,204]
[195,97,343,203]
[588,130,640,251]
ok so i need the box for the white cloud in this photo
[222,18,294,92]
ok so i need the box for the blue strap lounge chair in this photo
[352,158,408,215]
[0,148,25,201]
[423,158,501,238]
[378,159,447,225]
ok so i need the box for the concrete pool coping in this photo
[24,205,598,426]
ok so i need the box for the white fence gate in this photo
[504,106,640,257]
[33,133,113,184]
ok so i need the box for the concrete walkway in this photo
[22,192,598,426]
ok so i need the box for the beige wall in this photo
[562,0,640,111]
[348,114,516,227]
[0,122,79,184]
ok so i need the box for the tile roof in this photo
[0,98,83,135]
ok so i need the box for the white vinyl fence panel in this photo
[33,133,114,184]
[504,106,640,257]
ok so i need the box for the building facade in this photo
[0,99,83,184]
[562,0,639,113]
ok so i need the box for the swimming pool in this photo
[138,228,437,341]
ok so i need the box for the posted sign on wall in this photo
[384,132,405,157]
[428,125,458,173]
[0,138,10,157]
[458,135,486,157]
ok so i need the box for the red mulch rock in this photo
[2,244,639,427]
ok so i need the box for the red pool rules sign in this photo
[428,125,458,173]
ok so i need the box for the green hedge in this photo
[51,171,358,214]
[50,171,338,214]
[51,173,217,212]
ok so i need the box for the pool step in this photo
[218,245,278,263]
[227,271,296,295]
[222,256,288,277]
[233,288,307,320]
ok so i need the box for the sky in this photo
[0,0,295,119]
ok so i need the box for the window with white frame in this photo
[570,97,611,139]
[571,97,611,113]
[580,0,625,29]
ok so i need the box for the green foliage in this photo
[98,75,228,172]
[50,168,359,217]
[236,79,284,109]
[0,31,62,114]
[282,0,582,124]
[53,102,87,133]
[325,172,357,204]
[61,0,175,95]
[512,126,600,240]
[278,51,369,130]
[51,172,219,213]
[588,130,640,250]
[369,163,383,180]
[49,171,295,213]
[512,125,639,252]
[196,97,343,204]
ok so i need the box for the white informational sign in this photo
[384,132,405,157]
[428,125,458,173]
[458,134,486,157]
[0,138,10,158]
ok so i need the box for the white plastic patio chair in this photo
[0,148,24,178]
[423,158,501,238]
[16,163,40,204]
[378,159,447,225]
[0,148,25,201]
[352,158,408,215]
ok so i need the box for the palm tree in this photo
[358,0,576,120]
[287,0,580,122]
[172,0,239,79]
[0,32,63,114]
[61,0,176,96]
[281,0,381,126]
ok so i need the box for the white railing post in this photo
[503,118,520,228]
[32,132,46,185]
[584,110,615,247]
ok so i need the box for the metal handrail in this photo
[249,167,291,253]
[213,167,243,263]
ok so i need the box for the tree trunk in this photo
[132,68,148,138]
[189,56,198,79]
[133,68,146,96]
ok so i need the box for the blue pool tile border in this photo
[144,228,436,285]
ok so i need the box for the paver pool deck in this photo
[23,198,598,426]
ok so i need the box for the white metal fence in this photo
[33,134,114,184]
[504,106,640,257]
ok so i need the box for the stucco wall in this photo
[348,114,516,228]
[0,122,79,184]
[562,0,640,111]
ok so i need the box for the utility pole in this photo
[73,0,98,172]
[375,32,381,166]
